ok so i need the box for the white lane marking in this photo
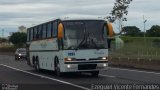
[109,67,160,75]
[0,64,91,90]
[99,74,116,78]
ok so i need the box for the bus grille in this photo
[78,64,97,70]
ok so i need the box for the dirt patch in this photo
[0,47,15,56]
[109,57,160,71]
[0,47,16,52]
[0,52,14,56]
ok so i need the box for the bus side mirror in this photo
[107,23,114,37]
[58,23,64,39]
[106,23,114,49]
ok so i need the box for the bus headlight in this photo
[67,65,71,68]
[100,57,108,60]
[64,58,75,61]
[103,64,107,67]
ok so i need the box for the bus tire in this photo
[55,59,63,76]
[35,59,40,72]
[32,57,35,67]
[91,71,99,77]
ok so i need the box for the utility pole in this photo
[143,16,147,45]
[2,29,4,38]
[143,15,147,38]
[143,15,147,56]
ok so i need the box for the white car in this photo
[15,48,27,60]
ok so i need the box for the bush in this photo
[120,36,133,43]
[0,46,16,52]
[152,39,160,47]
[9,32,27,47]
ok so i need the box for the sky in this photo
[0,0,160,37]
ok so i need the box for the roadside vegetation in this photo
[9,32,27,47]
[110,25,160,60]
[0,32,27,55]
[110,37,160,60]
[109,25,160,70]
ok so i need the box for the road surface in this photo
[0,55,160,90]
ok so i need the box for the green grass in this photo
[110,37,160,60]
[0,45,16,52]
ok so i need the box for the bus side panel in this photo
[29,38,60,71]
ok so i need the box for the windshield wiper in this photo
[88,32,99,50]
[90,39,99,50]
[76,32,99,50]
[75,31,87,50]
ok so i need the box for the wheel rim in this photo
[36,62,39,70]
[35,61,39,71]
[56,61,60,76]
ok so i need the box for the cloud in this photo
[0,0,160,36]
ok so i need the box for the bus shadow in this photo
[27,69,100,79]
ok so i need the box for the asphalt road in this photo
[0,55,160,90]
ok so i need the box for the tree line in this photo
[122,25,160,37]
[2,25,160,47]
[0,38,7,43]
[9,32,27,47]
[0,32,26,47]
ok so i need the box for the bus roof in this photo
[27,17,108,29]
[59,17,107,21]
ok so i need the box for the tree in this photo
[18,25,27,33]
[122,26,143,36]
[0,38,8,43]
[107,0,132,33]
[9,32,27,46]
[146,25,160,37]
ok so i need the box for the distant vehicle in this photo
[15,48,27,60]
[26,18,114,77]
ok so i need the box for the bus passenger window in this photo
[27,29,30,41]
[53,22,57,37]
[47,23,52,38]
[30,28,33,41]
[38,25,42,39]
[34,27,38,40]
[103,25,108,38]
[42,24,47,39]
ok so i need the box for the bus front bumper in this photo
[61,60,108,72]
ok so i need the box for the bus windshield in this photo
[63,20,108,50]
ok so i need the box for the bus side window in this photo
[27,29,30,41]
[103,24,110,48]
[38,25,42,40]
[42,24,47,39]
[53,21,57,37]
[34,27,38,40]
[30,28,33,41]
[103,25,108,38]
[47,23,52,38]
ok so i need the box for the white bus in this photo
[26,18,114,77]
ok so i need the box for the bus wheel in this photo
[91,71,99,77]
[35,60,40,71]
[55,60,62,76]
